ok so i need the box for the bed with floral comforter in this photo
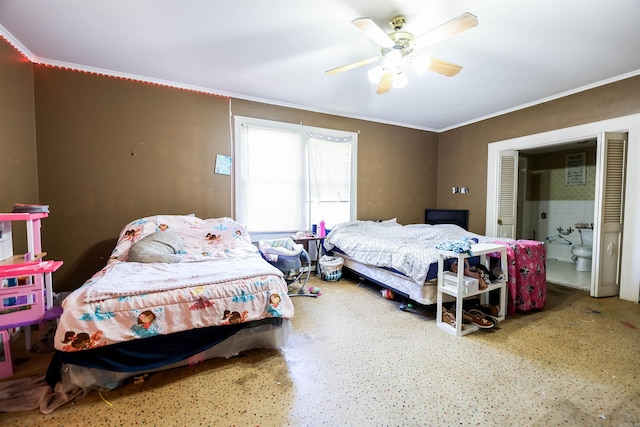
[47,215,294,390]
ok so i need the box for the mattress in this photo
[52,319,291,390]
[324,219,511,306]
[340,253,441,305]
[323,220,502,284]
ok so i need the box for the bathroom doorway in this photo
[516,140,596,291]
[487,118,636,300]
[486,115,639,301]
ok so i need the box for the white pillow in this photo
[127,231,183,263]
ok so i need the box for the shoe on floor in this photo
[474,303,500,318]
[442,307,456,326]
[463,310,495,328]
[468,308,499,328]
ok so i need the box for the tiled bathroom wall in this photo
[522,200,594,261]
[519,145,596,262]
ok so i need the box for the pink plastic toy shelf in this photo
[0,261,64,328]
[0,261,63,379]
[0,212,63,378]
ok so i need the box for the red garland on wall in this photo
[0,34,31,64]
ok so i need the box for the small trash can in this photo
[319,255,343,282]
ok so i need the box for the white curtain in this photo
[309,133,352,229]
[236,125,303,232]
[234,116,356,233]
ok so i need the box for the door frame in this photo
[486,113,640,302]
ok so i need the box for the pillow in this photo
[110,214,203,262]
[127,231,184,263]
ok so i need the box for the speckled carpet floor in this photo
[1,275,639,426]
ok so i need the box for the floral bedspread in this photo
[54,215,294,352]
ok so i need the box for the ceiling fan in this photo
[326,12,478,94]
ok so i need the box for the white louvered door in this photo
[592,132,627,297]
[497,150,518,239]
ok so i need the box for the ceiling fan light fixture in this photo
[383,48,402,68]
[410,55,430,75]
[367,65,384,84]
[328,12,477,93]
[392,71,408,89]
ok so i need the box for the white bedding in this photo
[323,220,500,284]
[84,255,283,303]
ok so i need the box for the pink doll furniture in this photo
[0,212,63,379]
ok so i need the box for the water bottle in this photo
[319,220,326,237]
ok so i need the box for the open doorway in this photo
[516,140,597,291]
[485,114,640,302]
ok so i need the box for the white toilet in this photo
[571,228,593,271]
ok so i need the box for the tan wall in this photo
[33,67,235,289]
[0,38,39,254]
[437,76,640,233]
[29,68,437,291]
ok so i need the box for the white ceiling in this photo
[1,0,639,131]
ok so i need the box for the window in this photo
[234,116,357,234]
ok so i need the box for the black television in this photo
[425,209,469,230]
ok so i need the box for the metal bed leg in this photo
[288,261,317,298]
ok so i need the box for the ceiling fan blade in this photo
[325,56,381,76]
[376,70,395,94]
[352,18,395,49]
[415,12,478,48]
[428,57,463,77]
